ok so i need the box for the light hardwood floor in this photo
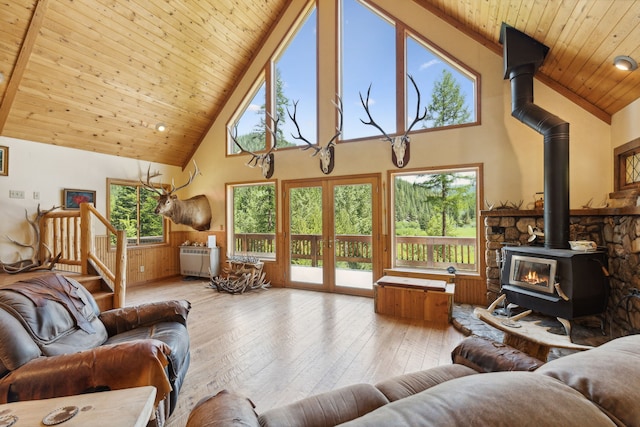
[127,276,467,427]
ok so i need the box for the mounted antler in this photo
[139,160,212,231]
[2,204,61,274]
[288,96,343,174]
[228,113,280,179]
[359,74,427,168]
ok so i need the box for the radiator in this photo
[180,247,220,278]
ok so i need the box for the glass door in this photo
[284,175,381,296]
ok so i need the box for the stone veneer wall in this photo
[482,209,640,337]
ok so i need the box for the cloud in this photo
[420,59,440,71]
[248,104,261,112]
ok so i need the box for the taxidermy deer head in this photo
[141,160,212,231]
[359,74,427,168]
[288,96,343,175]
[228,113,280,179]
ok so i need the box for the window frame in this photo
[614,137,640,192]
[387,163,483,274]
[226,180,279,261]
[339,0,481,143]
[227,2,318,156]
[107,178,169,248]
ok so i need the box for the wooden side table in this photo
[0,386,156,427]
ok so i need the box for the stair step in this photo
[92,291,115,312]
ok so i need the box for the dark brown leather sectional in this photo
[0,273,190,427]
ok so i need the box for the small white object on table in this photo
[0,386,156,427]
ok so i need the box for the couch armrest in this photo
[100,300,191,336]
[187,390,260,427]
[451,335,544,373]
[0,339,172,407]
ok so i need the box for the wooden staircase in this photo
[36,203,128,311]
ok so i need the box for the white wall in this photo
[612,97,640,147]
[0,136,180,262]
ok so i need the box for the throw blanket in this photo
[5,273,95,334]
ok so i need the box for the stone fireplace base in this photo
[481,208,640,338]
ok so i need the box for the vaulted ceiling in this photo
[1,0,639,167]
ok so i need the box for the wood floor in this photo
[131,277,467,426]
[126,276,467,426]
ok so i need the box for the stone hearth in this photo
[481,208,640,338]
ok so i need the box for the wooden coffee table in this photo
[0,386,156,427]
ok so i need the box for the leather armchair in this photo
[0,273,190,427]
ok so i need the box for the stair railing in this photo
[41,203,127,308]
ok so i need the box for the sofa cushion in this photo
[338,372,616,427]
[105,321,190,383]
[0,274,108,357]
[375,364,477,402]
[259,383,389,427]
[537,334,640,426]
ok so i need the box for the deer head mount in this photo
[228,113,280,179]
[288,96,343,175]
[359,75,427,168]
[140,160,212,231]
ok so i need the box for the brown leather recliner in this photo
[0,273,190,427]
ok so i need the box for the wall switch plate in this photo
[33,191,40,200]
[9,190,25,199]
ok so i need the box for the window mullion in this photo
[396,24,406,134]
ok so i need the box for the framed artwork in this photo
[63,189,96,210]
[0,146,7,176]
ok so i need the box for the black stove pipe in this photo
[500,24,570,249]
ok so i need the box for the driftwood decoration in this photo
[229,113,280,179]
[288,96,343,175]
[140,160,212,231]
[209,256,270,294]
[2,204,61,274]
[359,74,427,168]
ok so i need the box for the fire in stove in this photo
[509,255,556,294]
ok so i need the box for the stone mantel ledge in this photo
[481,207,640,217]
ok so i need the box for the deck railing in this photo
[41,203,127,307]
[234,233,476,270]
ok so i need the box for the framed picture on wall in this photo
[0,146,7,176]
[63,189,96,210]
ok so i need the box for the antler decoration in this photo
[228,113,280,179]
[2,204,62,274]
[359,74,427,168]
[288,95,343,175]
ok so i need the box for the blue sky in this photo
[235,0,475,147]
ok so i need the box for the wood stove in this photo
[500,246,608,320]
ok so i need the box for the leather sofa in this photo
[0,273,190,427]
[186,334,640,427]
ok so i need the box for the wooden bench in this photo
[374,275,455,323]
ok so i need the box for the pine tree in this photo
[425,69,471,128]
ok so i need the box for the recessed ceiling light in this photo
[613,55,638,71]
[155,122,167,132]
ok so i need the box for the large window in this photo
[228,182,277,260]
[228,5,317,155]
[390,166,480,273]
[108,179,166,246]
[341,0,479,141]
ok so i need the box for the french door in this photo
[283,175,381,296]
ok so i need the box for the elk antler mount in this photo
[140,160,212,231]
[228,113,280,179]
[2,204,62,274]
[288,96,343,175]
[359,74,427,168]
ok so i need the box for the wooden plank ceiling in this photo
[1,0,639,167]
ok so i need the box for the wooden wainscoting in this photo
[453,274,486,305]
